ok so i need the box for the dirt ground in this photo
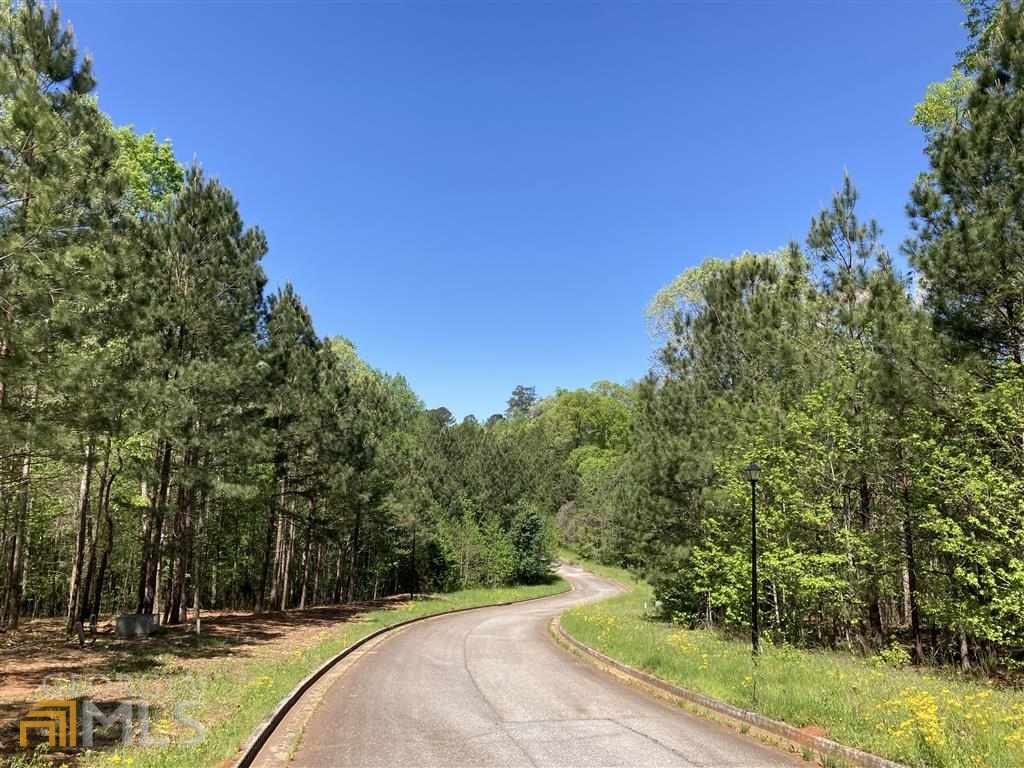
[0,602,396,765]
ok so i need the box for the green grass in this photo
[558,558,1024,768]
[73,580,568,768]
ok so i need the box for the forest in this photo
[2,0,1024,674]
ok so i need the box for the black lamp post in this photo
[743,461,761,657]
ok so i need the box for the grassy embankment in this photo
[558,556,1024,768]
[11,580,568,768]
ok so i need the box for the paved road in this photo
[289,565,803,767]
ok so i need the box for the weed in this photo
[873,639,912,669]
[560,557,1024,768]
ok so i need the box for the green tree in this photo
[112,125,182,214]
[910,366,1024,660]
[426,406,455,428]
[629,249,817,626]
[132,165,267,622]
[506,385,537,419]
[643,257,726,343]
[912,0,1001,138]
[255,283,320,614]
[0,0,123,629]
[536,383,634,561]
[907,1,1024,368]
[508,502,552,584]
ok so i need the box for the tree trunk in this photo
[0,340,8,621]
[0,500,9,624]
[903,521,924,664]
[255,478,283,615]
[79,497,98,627]
[192,487,208,628]
[771,580,782,636]
[867,581,884,648]
[137,440,172,614]
[346,506,362,604]
[2,451,30,629]
[166,448,198,626]
[280,511,295,611]
[857,473,871,529]
[311,543,322,607]
[856,473,884,646]
[410,527,417,598]
[211,491,223,608]
[269,489,286,610]
[209,497,219,609]
[85,439,115,617]
[66,440,95,631]
[154,551,163,620]
[897,448,924,666]
[333,546,344,604]
[0,338,9,418]
[91,465,116,619]
[298,493,315,610]
[3,383,35,629]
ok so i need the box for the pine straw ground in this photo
[0,601,398,766]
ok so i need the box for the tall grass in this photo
[559,564,1024,768]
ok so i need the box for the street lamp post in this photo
[743,461,761,658]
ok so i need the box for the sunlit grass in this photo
[559,561,1024,768]
[78,580,569,768]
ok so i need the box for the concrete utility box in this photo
[115,613,159,638]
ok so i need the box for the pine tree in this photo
[133,165,267,621]
[907,1,1024,368]
[0,0,122,629]
[255,284,320,613]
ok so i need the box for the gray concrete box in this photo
[115,613,159,638]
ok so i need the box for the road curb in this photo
[232,578,574,768]
[550,616,907,768]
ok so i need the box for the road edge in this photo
[232,576,574,768]
[549,614,908,768]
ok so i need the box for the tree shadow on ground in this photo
[0,598,409,765]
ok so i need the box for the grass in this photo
[15,580,568,768]
[557,555,1024,768]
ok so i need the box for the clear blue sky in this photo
[63,0,966,421]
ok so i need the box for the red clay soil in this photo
[0,601,398,766]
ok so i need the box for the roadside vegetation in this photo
[5,1,1024,766]
[4,579,567,768]
[559,561,1024,768]
[6,0,1024,674]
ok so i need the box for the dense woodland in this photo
[3,0,1024,674]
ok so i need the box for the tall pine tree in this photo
[907,1,1024,369]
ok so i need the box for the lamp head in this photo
[743,461,761,483]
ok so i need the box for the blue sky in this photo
[63,0,967,420]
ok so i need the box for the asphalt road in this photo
[289,565,804,767]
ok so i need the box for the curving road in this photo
[289,565,803,767]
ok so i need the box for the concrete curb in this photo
[550,616,907,768]
[232,579,574,768]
